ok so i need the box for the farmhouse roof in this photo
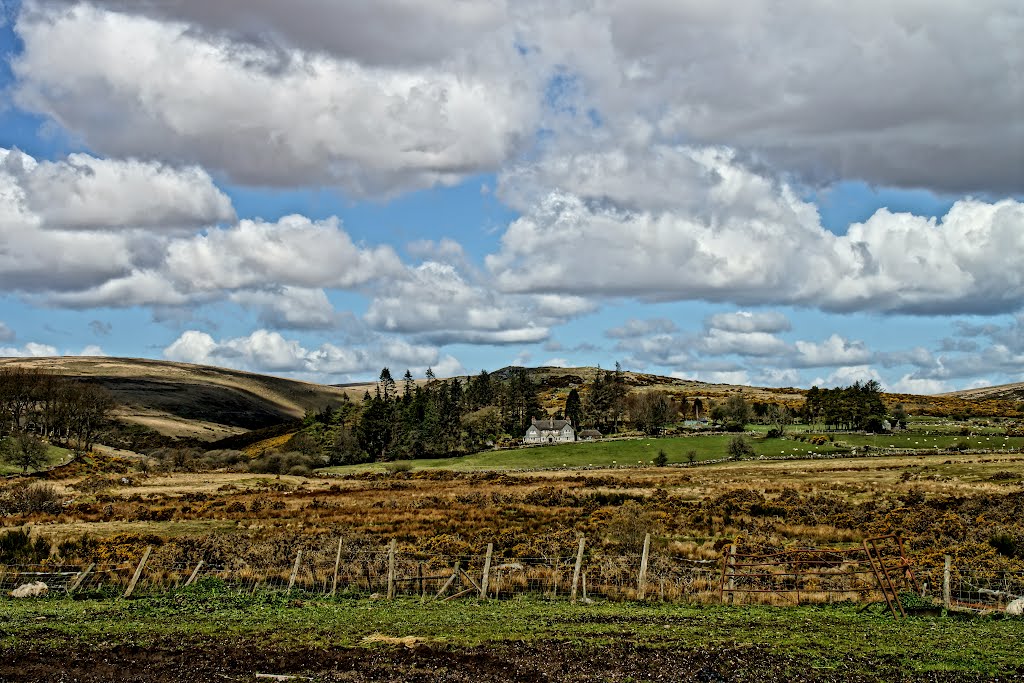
[578,429,602,437]
[530,417,572,431]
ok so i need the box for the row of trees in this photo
[801,381,889,432]
[294,367,542,464]
[0,368,114,453]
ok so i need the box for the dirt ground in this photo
[1,639,1014,683]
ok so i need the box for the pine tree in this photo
[565,388,582,428]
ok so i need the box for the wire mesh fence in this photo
[2,538,1021,614]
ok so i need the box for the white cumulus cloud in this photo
[14,3,539,196]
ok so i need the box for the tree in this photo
[765,404,791,438]
[692,397,704,421]
[564,388,582,429]
[722,394,752,431]
[727,435,754,461]
[1,432,49,473]
[892,403,908,430]
[627,390,673,434]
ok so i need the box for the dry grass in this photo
[4,450,1020,576]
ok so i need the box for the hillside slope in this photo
[0,357,353,441]
[943,382,1024,402]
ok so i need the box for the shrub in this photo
[654,450,668,467]
[989,531,1018,558]
[0,528,51,563]
[727,435,754,461]
[0,482,64,516]
[605,500,659,547]
[383,462,413,475]
[249,451,325,476]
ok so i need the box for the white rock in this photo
[10,581,49,598]
[1006,596,1024,616]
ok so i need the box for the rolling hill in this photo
[0,356,355,441]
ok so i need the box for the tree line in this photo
[0,367,114,471]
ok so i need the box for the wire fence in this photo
[2,538,1021,614]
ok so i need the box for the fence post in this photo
[418,562,425,602]
[331,538,343,596]
[184,561,204,587]
[68,563,95,594]
[480,543,493,599]
[943,555,951,611]
[571,536,586,603]
[387,539,397,600]
[287,549,303,596]
[123,546,152,599]
[638,533,651,600]
[721,542,737,604]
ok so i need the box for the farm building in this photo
[524,418,575,444]
[578,429,602,440]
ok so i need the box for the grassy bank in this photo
[0,444,72,476]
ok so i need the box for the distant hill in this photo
[942,382,1024,402]
[0,357,354,441]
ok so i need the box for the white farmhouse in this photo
[524,417,575,444]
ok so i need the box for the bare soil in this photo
[1,638,1010,682]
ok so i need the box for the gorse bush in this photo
[989,531,1018,558]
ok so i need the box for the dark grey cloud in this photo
[41,0,508,66]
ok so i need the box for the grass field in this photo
[1,593,1021,681]
[318,430,1024,475]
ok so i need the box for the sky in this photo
[0,0,1022,393]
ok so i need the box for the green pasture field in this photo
[1,592,1021,679]
[319,430,1024,475]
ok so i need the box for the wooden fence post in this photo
[184,561,204,587]
[943,555,951,611]
[637,533,651,600]
[387,539,397,600]
[570,536,586,603]
[418,562,425,602]
[331,538,343,596]
[480,543,493,599]
[725,542,737,604]
[68,563,95,593]
[123,546,152,599]
[434,561,459,600]
[287,549,303,595]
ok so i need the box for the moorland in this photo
[1,357,1023,682]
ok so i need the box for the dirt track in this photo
[1,639,1014,683]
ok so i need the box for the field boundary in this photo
[3,537,1021,614]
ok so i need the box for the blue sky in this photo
[1,1,1022,393]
